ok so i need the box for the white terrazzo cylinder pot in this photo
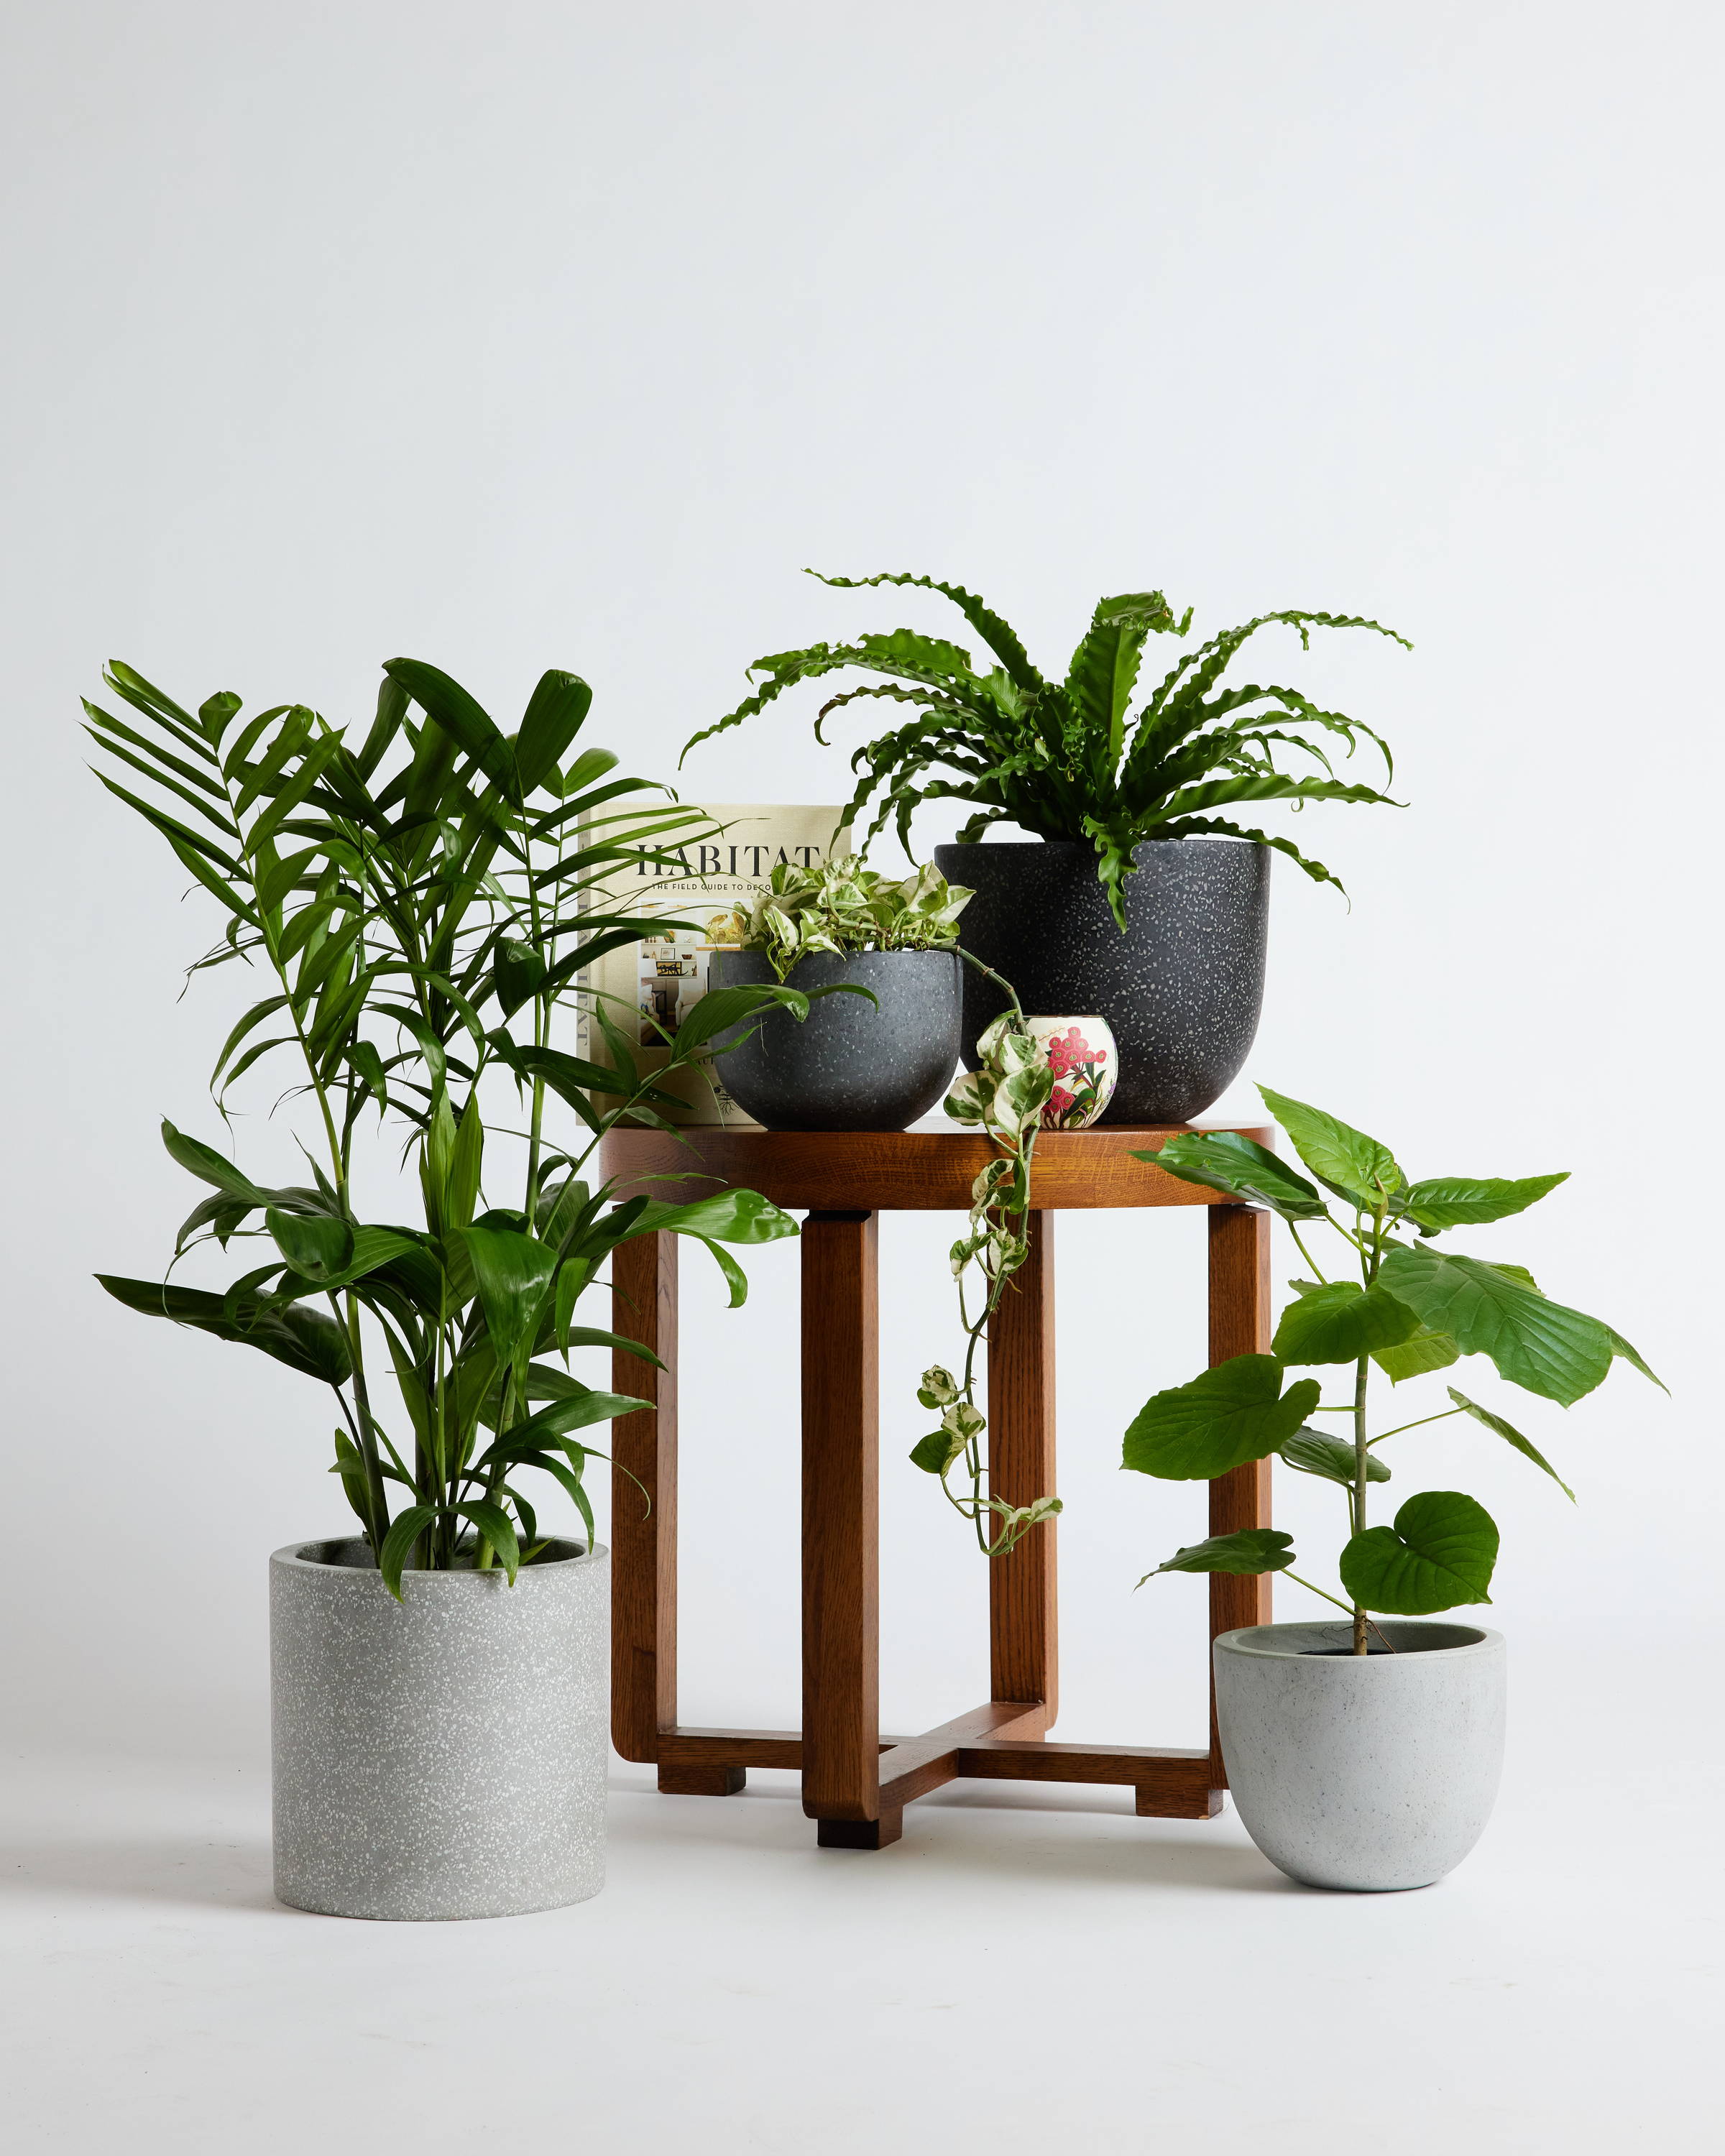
[270,1537,608,1920]
[1213,1621,1505,1892]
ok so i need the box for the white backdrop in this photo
[2,1,1716,1774]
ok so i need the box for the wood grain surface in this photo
[988,1211,1058,1729]
[800,1212,883,1826]
[599,1122,1274,1212]
[1206,1203,1275,1778]
[610,1232,678,1770]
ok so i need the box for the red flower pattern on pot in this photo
[1025,1015,1118,1130]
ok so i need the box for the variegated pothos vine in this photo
[911,987,1061,1555]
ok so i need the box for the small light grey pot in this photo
[1213,1621,1506,1892]
[270,1537,608,1921]
[710,947,961,1130]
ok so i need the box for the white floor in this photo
[5,1672,1720,2156]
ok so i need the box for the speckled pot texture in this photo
[710,949,961,1130]
[1214,1621,1506,1892]
[270,1537,608,1921]
[933,838,1269,1125]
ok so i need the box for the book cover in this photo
[588,803,850,1125]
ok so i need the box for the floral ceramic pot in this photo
[1024,1015,1118,1130]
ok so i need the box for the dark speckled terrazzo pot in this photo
[710,948,961,1130]
[934,837,1269,1124]
[270,1537,607,1920]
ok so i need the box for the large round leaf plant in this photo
[1124,1089,1662,1651]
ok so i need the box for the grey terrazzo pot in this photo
[710,948,961,1130]
[933,837,1269,1124]
[1213,1620,1506,1892]
[270,1537,608,1921]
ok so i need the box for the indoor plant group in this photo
[85,657,829,1920]
[685,570,1409,1120]
[1123,1088,1660,1889]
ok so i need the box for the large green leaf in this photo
[1604,1325,1667,1391]
[1271,1280,1421,1365]
[1378,1243,1613,1406]
[378,1508,435,1600]
[1339,1491,1498,1614]
[1064,601,1149,763]
[1137,1529,1296,1585]
[623,1189,800,1246]
[1399,1173,1568,1233]
[1279,1429,1391,1486]
[1372,1327,1461,1383]
[479,1390,653,1468]
[457,1499,521,1583]
[160,1120,270,1204]
[266,1208,354,1283]
[1257,1086,1402,1205]
[1447,1387,1574,1500]
[1123,1355,1322,1480]
[668,982,808,1054]
[515,669,592,794]
[454,1226,558,1363]
[1141,1131,1327,1220]
[385,657,517,800]
[96,1274,352,1384]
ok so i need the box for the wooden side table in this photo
[599,1125,1275,1850]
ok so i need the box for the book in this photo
[586,803,850,1125]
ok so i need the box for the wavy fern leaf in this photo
[806,570,1043,691]
[1154,815,1348,892]
[1159,773,1399,821]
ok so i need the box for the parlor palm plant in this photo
[87,657,823,1596]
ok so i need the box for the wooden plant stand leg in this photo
[611,1233,742,1797]
[800,1212,898,1848]
[1205,1206,1274,1783]
[988,1210,1057,1736]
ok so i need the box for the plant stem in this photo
[1288,1224,1330,1283]
[1287,1571,1355,1617]
[1368,1405,1464,1446]
[1351,1350,1370,1656]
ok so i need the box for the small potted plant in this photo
[1121,1087,1660,1892]
[86,658,822,1921]
[711,857,972,1130]
[684,571,1408,1121]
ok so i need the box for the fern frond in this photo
[1152,815,1350,895]
[1159,772,1399,821]
[806,570,1044,691]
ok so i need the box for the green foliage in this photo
[1271,1281,1421,1365]
[683,571,1409,929]
[911,1000,1060,1556]
[87,655,811,1591]
[1137,1529,1296,1586]
[1339,1493,1499,1616]
[1141,1131,1327,1220]
[1123,1357,1322,1480]
[1123,1086,1661,1649]
[740,858,973,981]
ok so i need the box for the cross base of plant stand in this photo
[601,1127,1276,1851]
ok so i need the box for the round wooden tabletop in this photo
[597,1121,1274,1212]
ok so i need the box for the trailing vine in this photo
[910,961,1061,1555]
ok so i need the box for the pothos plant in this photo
[740,857,973,980]
[683,570,1408,929]
[86,658,837,1597]
[911,1000,1062,1556]
[735,849,1057,1553]
[1123,1089,1662,1652]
